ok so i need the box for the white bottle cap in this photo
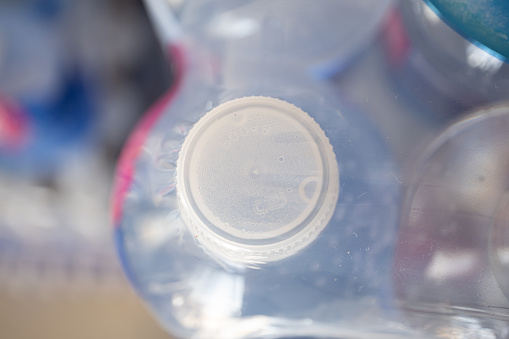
[177,96,339,262]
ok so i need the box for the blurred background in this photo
[0,0,173,337]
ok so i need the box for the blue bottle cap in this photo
[425,0,509,61]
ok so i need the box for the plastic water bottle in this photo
[330,0,509,337]
[113,1,410,338]
[113,0,509,337]
[395,103,509,338]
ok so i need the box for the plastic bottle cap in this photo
[177,96,339,262]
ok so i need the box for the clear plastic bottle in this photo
[114,60,405,339]
[113,0,509,338]
[395,103,509,339]
[113,1,411,338]
[116,98,405,339]
[329,0,509,337]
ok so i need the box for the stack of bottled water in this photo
[113,0,509,337]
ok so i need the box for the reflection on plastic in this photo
[395,104,509,338]
[114,0,509,337]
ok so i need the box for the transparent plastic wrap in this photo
[113,0,509,338]
[115,52,404,337]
